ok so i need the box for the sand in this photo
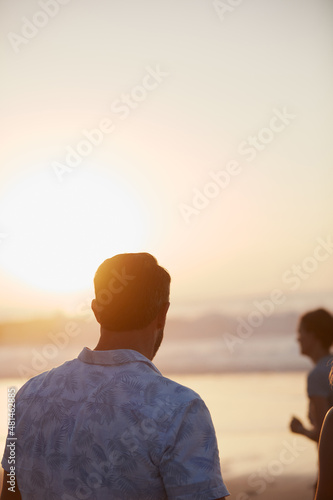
[225,473,315,500]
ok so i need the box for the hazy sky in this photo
[0,0,332,320]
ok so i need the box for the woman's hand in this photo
[290,416,305,434]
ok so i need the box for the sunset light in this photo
[1,2,333,498]
[0,170,149,293]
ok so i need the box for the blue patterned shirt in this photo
[2,348,229,499]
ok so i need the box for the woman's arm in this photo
[315,407,333,500]
[290,396,330,442]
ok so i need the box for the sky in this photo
[0,0,332,321]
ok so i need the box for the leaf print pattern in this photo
[68,452,92,474]
[34,432,47,456]
[30,469,45,488]
[76,426,95,448]
[174,419,195,444]
[46,451,67,469]
[1,347,229,499]
[202,425,219,452]
[189,456,216,472]
[91,443,108,463]
[161,460,192,485]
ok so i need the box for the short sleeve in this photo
[307,366,331,399]
[159,398,229,500]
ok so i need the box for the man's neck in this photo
[93,326,156,360]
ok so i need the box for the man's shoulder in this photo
[156,374,203,404]
[143,374,212,430]
[17,358,78,397]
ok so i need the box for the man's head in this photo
[92,252,171,333]
[297,308,333,355]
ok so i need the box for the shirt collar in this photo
[78,347,162,374]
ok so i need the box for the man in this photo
[1,252,229,499]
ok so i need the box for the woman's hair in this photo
[94,252,171,331]
[299,308,333,349]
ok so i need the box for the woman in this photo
[290,308,333,443]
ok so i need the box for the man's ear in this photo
[156,302,170,329]
[91,299,103,323]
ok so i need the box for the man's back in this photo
[2,347,229,500]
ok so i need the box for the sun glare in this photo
[0,170,149,293]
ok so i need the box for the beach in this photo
[1,0,332,496]
[0,371,317,499]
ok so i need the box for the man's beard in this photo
[152,328,164,360]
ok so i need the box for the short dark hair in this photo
[299,308,333,349]
[94,252,171,331]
